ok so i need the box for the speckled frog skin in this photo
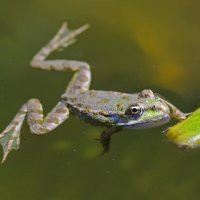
[0,22,189,162]
[66,90,171,128]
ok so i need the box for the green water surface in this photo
[0,0,200,200]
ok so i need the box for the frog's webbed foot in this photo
[55,22,89,51]
[31,22,90,65]
[0,121,23,163]
[0,127,21,163]
[43,22,90,54]
[168,105,191,121]
[0,105,27,162]
[173,111,191,121]
[157,97,190,121]
[0,100,69,163]
[99,127,122,155]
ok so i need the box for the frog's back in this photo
[63,90,138,126]
[66,90,139,113]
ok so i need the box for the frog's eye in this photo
[126,104,143,119]
[130,105,142,115]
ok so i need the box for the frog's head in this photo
[113,89,171,129]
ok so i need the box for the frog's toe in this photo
[54,22,90,51]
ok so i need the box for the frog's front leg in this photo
[100,127,122,155]
[159,98,190,120]
[0,100,69,162]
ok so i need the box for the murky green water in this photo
[1,0,200,199]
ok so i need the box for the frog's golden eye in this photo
[130,105,141,115]
[126,104,143,119]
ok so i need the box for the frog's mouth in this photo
[117,114,170,129]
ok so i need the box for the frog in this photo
[0,22,189,162]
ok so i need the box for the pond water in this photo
[0,0,200,200]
